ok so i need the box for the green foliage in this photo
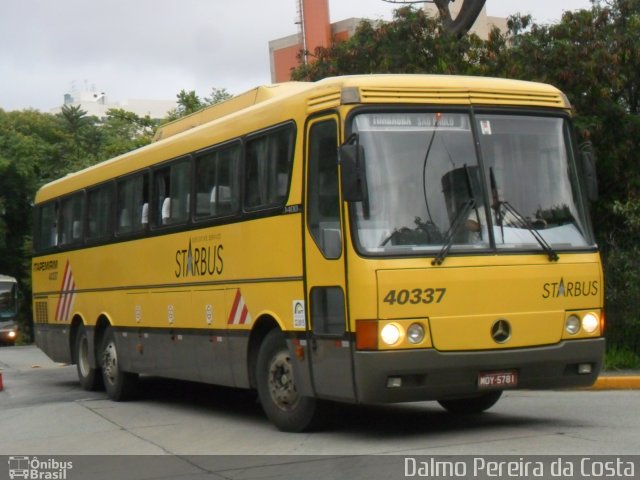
[101,108,156,159]
[605,345,640,370]
[165,87,233,121]
[292,8,485,80]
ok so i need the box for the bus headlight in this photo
[582,313,599,334]
[380,323,402,346]
[407,323,425,344]
[565,315,581,335]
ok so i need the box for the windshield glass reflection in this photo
[350,111,593,257]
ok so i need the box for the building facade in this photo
[269,1,507,83]
[51,88,176,121]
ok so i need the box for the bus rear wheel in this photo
[100,326,138,401]
[74,324,103,391]
[256,329,317,432]
[438,390,503,414]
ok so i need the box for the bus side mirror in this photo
[339,143,364,202]
[580,142,598,202]
[339,142,370,218]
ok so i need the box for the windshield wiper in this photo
[432,198,475,266]
[499,201,560,262]
[489,167,559,262]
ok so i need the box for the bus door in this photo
[303,116,356,401]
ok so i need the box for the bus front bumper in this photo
[352,338,605,404]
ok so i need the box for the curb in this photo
[588,375,640,390]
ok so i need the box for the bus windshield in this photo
[0,281,18,317]
[350,111,593,256]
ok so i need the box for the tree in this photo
[165,87,234,121]
[205,87,233,106]
[292,7,485,81]
[101,108,156,158]
[55,104,102,170]
[383,0,487,37]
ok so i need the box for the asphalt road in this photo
[1,345,639,479]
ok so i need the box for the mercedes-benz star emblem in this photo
[491,319,511,344]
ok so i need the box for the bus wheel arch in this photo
[69,314,86,362]
[71,315,103,391]
[93,314,112,357]
[247,315,281,389]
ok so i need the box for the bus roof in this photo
[35,74,569,204]
[0,275,17,283]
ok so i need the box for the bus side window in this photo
[153,158,190,226]
[117,173,148,235]
[35,202,59,251]
[195,142,240,220]
[244,125,295,210]
[59,193,84,246]
[307,120,341,259]
[87,183,114,241]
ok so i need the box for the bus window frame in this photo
[242,122,297,215]
[343,105,598,260]
[32,120,299,255]
[58,190,86,248]
[192,139,243,225]
[150,154,193,231]
[34,199,60,253]
[114,169,150,239]
[85,180,116,245]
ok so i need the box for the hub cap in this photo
[268,351,299,411]
[102,341,118,386]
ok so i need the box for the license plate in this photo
[478,370,518,389]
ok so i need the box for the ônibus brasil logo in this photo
[8,456,72,480]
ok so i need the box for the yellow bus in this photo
[32,75,605,431]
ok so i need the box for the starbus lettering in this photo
[175,239,224,278]
[542,278,599,299]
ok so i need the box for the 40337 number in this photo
[383,288,446,306]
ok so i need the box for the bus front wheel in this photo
[100,326,138,401]
[438,390,503,414]
[74,323,103,391]
[256,329,317,432]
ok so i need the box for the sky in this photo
[1,0,595,112]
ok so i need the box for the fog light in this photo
[387,376,402,388]
[565,315,581,335]
[407,323,425,344]
[582,313,599,334]
[380,323,402,346]
[578,363,593,374]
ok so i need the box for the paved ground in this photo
[1,345,639,480]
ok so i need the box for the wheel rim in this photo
[267,350,299,411]
[102,340,118,386]
[78,335,91,377]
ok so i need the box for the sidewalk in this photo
[590,370,640,390]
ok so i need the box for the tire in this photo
[74,324,103,391]
[100,326,138,401]
[438,390,503,414]
[256,329,317,432]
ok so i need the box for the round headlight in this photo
[582,313,599,334]
[407,323,425,344]
[565,315,581,335]
[380,323,402,346]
